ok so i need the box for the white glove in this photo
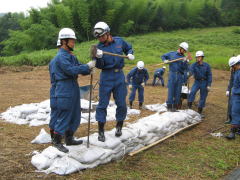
[90,68,95,74]
[226,91,229,97]
[96,49,103,58]
[164,60,169,64]
[87,60,96,69]
[183,57,189,62]
[129,84,132,89]
[141,82,145,87]
[207,86,211,92]
[127,54,135,60]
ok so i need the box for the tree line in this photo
[0,0,239,56]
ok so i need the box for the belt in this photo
[196,78,206,81]
[56,78,77,82]
[102,68,123,73]
[170,71,183,75]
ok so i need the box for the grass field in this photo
[0,26,239,69]
[1,66,240,179]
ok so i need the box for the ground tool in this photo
[225,70,233,124]
[156,52,193,66]
[86,49,97,148]
[90,44,129,59]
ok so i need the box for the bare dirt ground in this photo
[0,65,238,179]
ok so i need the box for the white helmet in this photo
[163,66,166,69]
[137,61,144,69]
[58,28,76,40]
[93,22,110,38]
[56,39,61,47]
[196,51,204,57]
[228,56,239,67]
[237,55,240,61]
[179,42,189,51]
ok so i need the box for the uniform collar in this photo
[59,48,71,54]
[99,37,116,47]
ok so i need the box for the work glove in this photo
[183,57,189,62]
[87,60,96,69]
[127,54,135,60]
[141,82,145,87]
[129,84,133,90]
[163,60,169,64]
[96,49,103,58]
[207,86,211,92]
[226,91,229,97]
[90,68,95,74]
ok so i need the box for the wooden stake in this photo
[129,121,201,156]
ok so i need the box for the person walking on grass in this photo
[225,55,240,140]
[93,22,135,142]
[127,61,149,109]
[49,28,95,153]
[187,51,212,118]
[152,66,166,86]
[161,42,189,112]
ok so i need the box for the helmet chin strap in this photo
[103,33,112,45]
[66,39,74,51]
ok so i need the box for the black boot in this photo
[177,102,182,110]
[167,104,172,111]
[188,102,192,109]
[198,107,205,118]
[139,102,143,110]
[52,133,69,153]
[224,115,232,124]
[198,107,203,114]
[50,129,54,143]
[236,127,240,135]
[65,130,83,145]
[129,101,133,109]
[98,122,105,142]
[171,104,178,112]
[225,127,237,140]
[115,121,123,137]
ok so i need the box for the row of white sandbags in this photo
[0,99,140,126]
[31,109,201,175]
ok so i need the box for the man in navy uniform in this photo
[226,56,240,139]
[127,61,149,109]
[93,22,134,142]
[161,42,189,112]
[187,51,212,118]
[49,28,95,152]
[152,66,166,86]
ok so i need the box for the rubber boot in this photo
[167,104,172,111]
[236,127,240,135]
[224,115,232,124]
[171,104,178,112]
[98,122,105,142]
[198,107,205,118]
[139,102,143,110]
[115,121,123,137]
[65,130,83,145]
[129,101,133,109]
[50,129,54,143]
[225,127,237,140]
[188,102,192,109]
[52,133,69,153]
[177,102,182,110]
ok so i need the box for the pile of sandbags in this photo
[31,109,201,175]
[1,99,140,126]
